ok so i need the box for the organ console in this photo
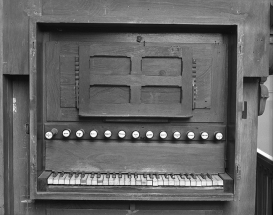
[29,21,254,205]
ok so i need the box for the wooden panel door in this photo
[79,43,193,118]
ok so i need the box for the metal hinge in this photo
[25,124,29,134]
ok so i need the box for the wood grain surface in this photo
[45,140,225,173]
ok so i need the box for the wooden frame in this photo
[29,16,240,202]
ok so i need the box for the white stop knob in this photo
[118,130,126,139]
[90,130,98,138]
[45,132,53,140]
[146,131,154,139]
[104,130,112,138]
[62,129,71,138]
[160,131,168,139]
[215,132,223,140]
[200,131,209,140]
[132,131,140,139]
[173,131,181,139]
[76,129,84,138]
[187,131,195,140]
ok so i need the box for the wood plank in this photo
[12,77,30,215]
[46,209,223,215]
[60,85,76,108]
[46,42,61,121]
[60,55,76,85]
[3,0,29,74]
[42,0,233,18]
[45,140,225,173]
[0,0,4,212]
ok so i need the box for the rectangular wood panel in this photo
[79,43,193,117]
[45,140,225,173]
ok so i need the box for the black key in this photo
[191,173,197,179]
[165,173,169,179]
[200,173,207,179]
[185,173,190,179]
[60,171,64,177]
[143,173,147,178]
[112,172,116,178]
[106,172,110,178]
[81,172,85,178]
[53,171,58,177]
[170,173,175,179]
[150,173,154,179]
[128,172,132,178]
[134,173,138,179]
[207,173,212,179]
[155,173,160,179]
[91,172,95,178]
[118,172,122,178]
[97,173,101,178]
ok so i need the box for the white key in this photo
[70,174,76,185]
[179,175,186,186]
[157,175,164,186]
[163,175,169,186]
[125,175,131,185]
[141,175,147,186]
[168,176,175,186]
[47,173,54,184]
[135,175,142,185]
[91,174,98,185]
[187,175,197,186]
[65,174,72,185]
[174,175,180,186]
[109,174,114,185]
[183,175,191,186]
[194,175,202,186]
[205,176,213,186]
[97,174,104,185]
[58,173,68,185]
[197,175,207,186]
[53,173,61,185]
[147,175,153,186]
[211,175,219,186]
[130,176,136,186]
[113,175,119,186]
[81,174,88,185]
[213,175,224,186]
[120,175,125,186]
[75,174,81,185]
[103,174,109,186]
[86,174,92,185]
[153,175,158,187]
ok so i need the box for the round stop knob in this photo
[200,131,209,140]
[90,130,98,138]
[160,131,168,139]
[146,131,154,139]
[187,131,195,140]
[104,130,112,138]
[62,129,71,138]
[118,130,126,139]
[76,129,84,138]
[214,132,223,140]
[45,128,58,140]
[132,131,140,139]
[173,131,181,140]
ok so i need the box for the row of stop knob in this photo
[45,128,224,140]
